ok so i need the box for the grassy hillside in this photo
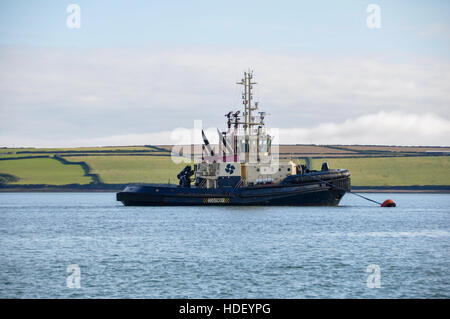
[0,158,91,185]
[64,155,187,184]
[2,146,157,152]
[0,145,448,187]
[309,156,450,186]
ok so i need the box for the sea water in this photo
[0,192,448,298]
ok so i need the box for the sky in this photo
[0,0,449,147]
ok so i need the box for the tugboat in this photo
[117,71,351,206]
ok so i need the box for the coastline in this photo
[351,186,450,194]
[1,184,449,193]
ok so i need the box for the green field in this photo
[1,146,160,152]
[0,144,449,187]
[0,158,91,185]
[308,156,450,186]
[64,155,187,184]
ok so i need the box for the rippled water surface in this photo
[0,192,449,298]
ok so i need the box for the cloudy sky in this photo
[0,0,449,147]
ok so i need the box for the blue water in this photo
[0,192,449,298]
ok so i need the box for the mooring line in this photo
[305,173,384,206]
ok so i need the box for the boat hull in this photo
[116,171,350,206]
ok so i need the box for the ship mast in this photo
[237,71,258,134]
[236,70,263,163]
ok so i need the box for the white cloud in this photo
[278,111,450,146]
[1,111,448,147]
[0,47,449,146]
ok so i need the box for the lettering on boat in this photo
[204,198,230,204]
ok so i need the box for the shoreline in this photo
[1,185,449,193]
[351,186,450,193]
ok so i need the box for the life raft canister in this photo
[381,199,396,207]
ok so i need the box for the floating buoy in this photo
[381,199,396,207]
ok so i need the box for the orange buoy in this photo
[381,199,396,207]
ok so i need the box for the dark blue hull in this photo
[116,170,351,206]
